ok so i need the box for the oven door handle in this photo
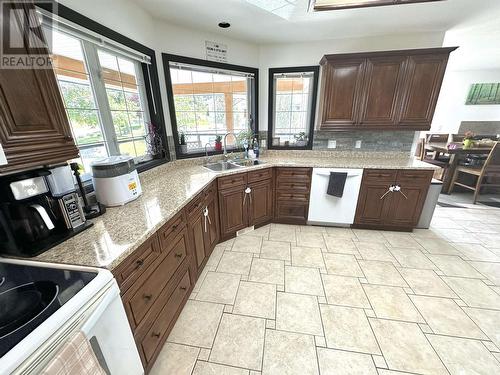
[80,283,119,336]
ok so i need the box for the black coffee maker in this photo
[0,169,92,257]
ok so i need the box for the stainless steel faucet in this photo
[223,132,236,160]
[204,142,212,164]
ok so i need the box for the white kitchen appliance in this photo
[308,168,363,226]
[0,258,143,375]
[91,156,142,207]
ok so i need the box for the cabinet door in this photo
[249,179,273,227]
[354,183,393,226]
[188,212,207,270]
[320,58,366,129]
[399,54,448,129]
[358,56,406,127]
[218,185,248,240]
[0,3,78,174]
[204,192,220,257]
[386,170,433,227]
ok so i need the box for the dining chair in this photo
[449,142,500,204]
[419,137,449,180]
[424,133,451,163]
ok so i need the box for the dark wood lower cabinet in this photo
[219,184,248,240]
[249,178,273,227]
[354,169,433,230]
[274,167,312,224]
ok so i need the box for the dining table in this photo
[424,142,494,194]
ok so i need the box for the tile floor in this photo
[151,203,500,375]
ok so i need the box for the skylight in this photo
[244,0,299,19]
[312,0,444,11]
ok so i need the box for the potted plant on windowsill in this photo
[294,132,307,147]
[179,131,188,154]
[463,131,475,149]
[214,135,222,151]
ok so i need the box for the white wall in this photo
[431,69,500,133]
[258,32,445,131]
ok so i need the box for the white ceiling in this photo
[134,0,500,45]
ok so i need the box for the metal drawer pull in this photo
[394,185,408,199]
[174,253,183,258]
[380,185,395,200]
[151,332,160,338]
[179,286,187,291]
[135,259,144,269]
[143,294,152,301]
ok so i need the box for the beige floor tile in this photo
[389,248,438,269]
[428,335,500,375]
[276,292,323,336]
[193,267,209,293]
[210,314,266,371]
[285,266,324,296]
[363,284,424,323]
[442,277,500,309]
[291,246,325,269]
[192,361,250,375]
[377,370,416,375]
[372,354,387,368]
[355,242,398,264]
[469,262,500,285]
[149,343,199,375]
[168,300,224,348]
[435,228,484,244]
[196,272,241,305]
[427,254,484,278]
[323,253,364,277]
[464,307,500,348]
[453,243,500,261]
[382,232,422,248]
[268,227,297,243]
[260,240,291,261]
[217,251,253,275]
[233,281,276,319]
[414,237,462,255]
[262,329,319,375]
[399,268,457,298]
[358,260,408,287]
[320,304,381,354]
[353,229,387,242]
[321,274,370,308]
[317,348,378,375]
[296,232,326,248]
[299,225,326,233]
[240,224,271,239]
[205,246,225,270]
[231,236,263,253]
[249,258,284,285]
[323,237,359,254]
[479,233,500,248]
[324,226,357,239]
[370,319,448,375]
[410,295,487,339]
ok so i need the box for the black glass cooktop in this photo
[0,262,97,358]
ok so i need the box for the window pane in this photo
[78,145,108,174]
[106,85,127,110]
[111,111,132,139]
[169,64,254,155]
[130,112,147,137]
[59,80,97,109]
[272,72,315,147]
[125,88,142,111]
[67,109,104,145]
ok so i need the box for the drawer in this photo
[113,235,160,293]
[248,168,272,183]
[186,192,204,219]
[276,180,310,192]
[363,169,397,183]
[218,172,247,190]
[275,202,308,224]
[204,181,217,199]
[158,210,186,252]
[396,170,433,185]
[125,231,188,326]
[276,191,309,203]
[276,168,311,181]
[140,269,191,363]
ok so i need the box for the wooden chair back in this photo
[451,134,465,142]
[483,142,500,176]
[426,133,449,143]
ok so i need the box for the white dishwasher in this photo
[308,168,363,226]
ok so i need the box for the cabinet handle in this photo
[135,259,144,269]
[243,192,247,206]
[394,184,408,199]
[172,224,178,230]
[380,185,394,200]
[179,286,187,291]
[151,332,161,338]
[174,253,183,258]
[143,294,153,301]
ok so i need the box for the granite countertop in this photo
[27,151,436,270]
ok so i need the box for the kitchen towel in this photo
[327,172,348,197]
[41,331,106,375]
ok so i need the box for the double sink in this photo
[203,159,265,172]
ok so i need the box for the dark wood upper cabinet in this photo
[320,58,365,129]
[319,47,457,131]
[358,56,407,127]
[0,2,78,175]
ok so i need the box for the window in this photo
[37,6,168,178]
[312,0,444,11]
[163,54,258,158]
[268,67,319,149]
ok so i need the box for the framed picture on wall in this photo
[466,83,500,105]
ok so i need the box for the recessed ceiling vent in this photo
[218,22,231,28]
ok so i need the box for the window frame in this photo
[267,66,320,150]
[312,0,444,11]
[162,53,259,159]
[36,1,170,173]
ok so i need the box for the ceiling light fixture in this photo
[218,22,231,28]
